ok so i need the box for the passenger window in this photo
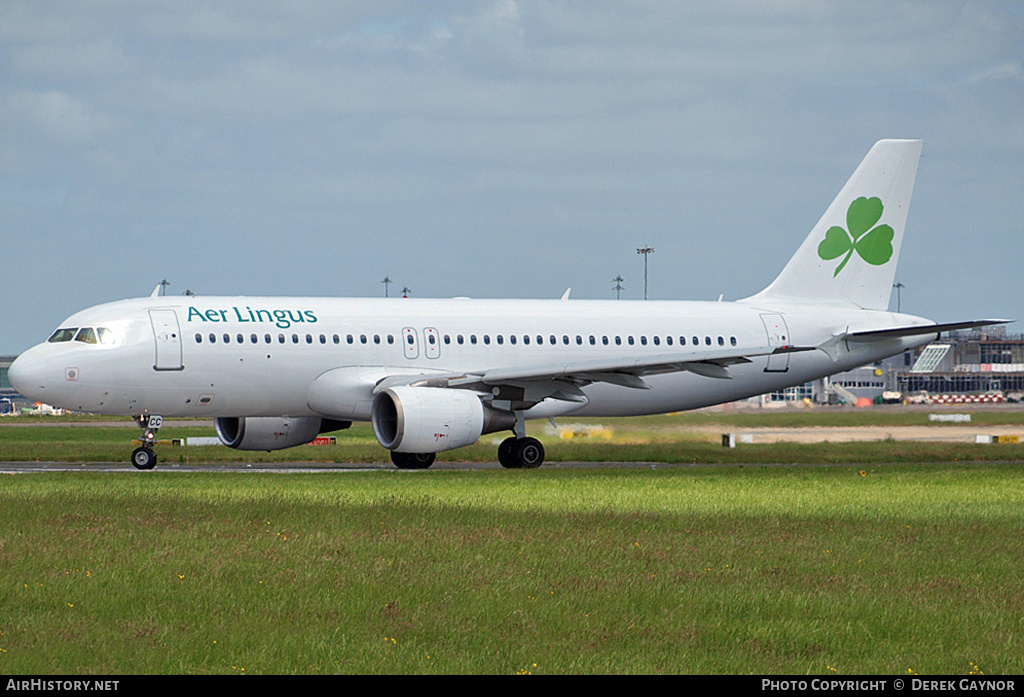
[237,334,244,344]
[251,334,258,344]
[224,334,231,344]
[497,335,504,345]
[731,336,737,346]
[48,328,78,343]
[195,333,203,344]
[210,333,217,344]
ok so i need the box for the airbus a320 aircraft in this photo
[9,140,1007,470]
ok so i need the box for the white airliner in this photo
[9,140,1007,470]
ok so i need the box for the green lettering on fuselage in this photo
[186,306,319,329]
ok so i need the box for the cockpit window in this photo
[96,327,115,345]
[74,328,98,344]
[48,328,78,343]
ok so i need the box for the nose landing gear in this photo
[131,415,163,470]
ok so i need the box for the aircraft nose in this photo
[7,349,49,401]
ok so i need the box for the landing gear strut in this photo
[131,415,163,470]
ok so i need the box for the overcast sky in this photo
[2,1,1021,353]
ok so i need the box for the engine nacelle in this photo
[371,386,514,453]
[215,416,350,451]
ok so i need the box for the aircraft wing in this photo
[373,344,812,408]
[475,344,804,387]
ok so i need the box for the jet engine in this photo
[215,416,350,451]
[371,386,515,453]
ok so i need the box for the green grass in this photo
[1,410,1023,465]
[1,465,1023,674]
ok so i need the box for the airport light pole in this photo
[637,246,654,300]
[612,275,625,300]
[382,276,393,298]
[893,282,904,313]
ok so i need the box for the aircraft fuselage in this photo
[11,295,931,420]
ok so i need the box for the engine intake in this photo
[371,386,514,453]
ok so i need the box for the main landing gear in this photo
[497,436,545,469]
[388,436,546,470]
[497,413,545,468]
[390,451,436,470]
[131,415,163,470]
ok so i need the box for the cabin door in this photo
[149,309,183,371]
[760,313,791,373]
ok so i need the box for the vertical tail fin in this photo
[743,139,922,311]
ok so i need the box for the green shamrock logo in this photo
[817,196,894,277]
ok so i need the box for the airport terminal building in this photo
[895,328,1024,400]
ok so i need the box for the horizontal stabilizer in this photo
[846,319,1011,342]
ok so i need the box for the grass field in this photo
[1,410,1022,675]
[1,464,1023,675]
[1,408,1023,465]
